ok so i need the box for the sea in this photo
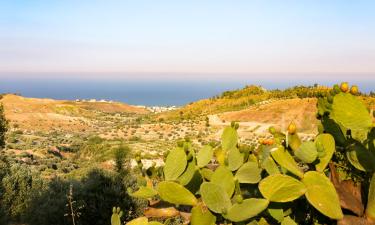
[0,78,374,106]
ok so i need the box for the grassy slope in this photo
[158,85,331,121]
[0,94,149,132]
[157,85,375,133]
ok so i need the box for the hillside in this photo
[218,98,318,133]
[0,94,148,132]
[157,85,331,121]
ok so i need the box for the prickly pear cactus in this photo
[164,147,187,181]
[126,83,375,225]
[331,92,372,141]
[223,198,269,222]
[111,207,123,225]
[295,141,318,163]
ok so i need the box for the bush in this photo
[114,145,130,173]
[25,169,141,225]
[1,164,43,222]
[0,104,8,149]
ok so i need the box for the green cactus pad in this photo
[197,145,214,168]
[271,146,304,178]
[235,162,262,184]
[221,126,238,151]
[248,153,258,162]
[211,166,235,197]
[258,217,270,225]
[295,141,318,163]
[267,208,284,223]
[111,207,123,225]
[200,168,214,181]
[259,174,306,202]
[157,181,197,206]
[164,147,187,181]
[317,97,331,116]
[200,182,232,213]
[125,217,148,225]
[215,148,226,166]
[184,170,203,195]
[314,134,335,172]
[366,173,375,219]
[346,141,375,172]
[177,160,196,185]
[287,133,302,152]
[190,205,216,225]
[129,186,157,199]
[321,116,347,146]
[261,156,280,175]
[302,171,343,220]
[148,222,164,225]
[281,216,297,225]
[331,92,372,141]
[227,147,244,171]
[224,198,269,222]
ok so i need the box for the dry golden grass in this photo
[0,94,148,132]
[219,98,318,133]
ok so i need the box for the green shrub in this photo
[0,104,8,149]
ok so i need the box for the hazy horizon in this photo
[1,1,375,81]
[1,77,374,106]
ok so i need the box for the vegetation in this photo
[125,82,375,225]
[158,85,332,121]
[0,83,374,225]
[0,104,8,149]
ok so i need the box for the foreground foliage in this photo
[125,82,375,225]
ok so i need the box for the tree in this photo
[114,145,130,173]
[0,104,8,149]
[1,164,43,222]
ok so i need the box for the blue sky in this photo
[0,0,374,81]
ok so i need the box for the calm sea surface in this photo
[0,78,374,106]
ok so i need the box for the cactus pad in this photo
[148,222,164,225]
[210,166,235,197]
[267,208,284,223]
[200,168,214,181]
[261,156,280,175]
[235,162,262,184]
[287,133,301,152]
[129,186,157,199]
[295,141,318,163]
[200,182,232,213]
[224,198,269,222]
[164,147,187,181]
[271,146,304,178]
[177,160,197,185]
[259,174,306,202]
[197,145,214,168]
[191,205,216,225]
[331,93,372,141]
[281,216,297,225]
[157,181,197,206]
[221,126,238,151]
[125,217,148,225]
[302,171,343,220]
[346,141,375,172]
[227,147,244,171]
[111,207,123,225]
[314,134,335,172]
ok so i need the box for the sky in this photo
[0,0,374,81]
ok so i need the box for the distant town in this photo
[75,98,179,113]
[135,105,179,113]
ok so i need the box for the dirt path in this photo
[208,114,274,134]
